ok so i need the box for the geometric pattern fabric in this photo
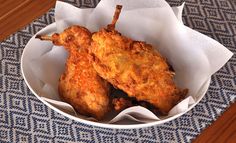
[0,0,235,142]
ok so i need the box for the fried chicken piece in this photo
[112,97,162,115]
[90,5,188,115]
[112,97,133,112]
[36,26,110,120]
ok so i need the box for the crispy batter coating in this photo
[90,6,187,114]
[36,26,110,120]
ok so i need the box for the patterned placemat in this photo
[0,0,235,142]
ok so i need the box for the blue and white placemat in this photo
[0,0,235,142]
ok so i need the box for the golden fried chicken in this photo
[112,97,162,115]
[36,26,110,120]
[90,5,188,115]
[112,97,133,112]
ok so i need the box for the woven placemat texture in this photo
[0,0,235,142]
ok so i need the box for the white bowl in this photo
[21,22,211,129]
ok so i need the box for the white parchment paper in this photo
[24,0,233,124]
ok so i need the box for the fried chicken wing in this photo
[36,26,110,120]
[112,97,133,112]
[112,97,162,115]
[90,5,188,114]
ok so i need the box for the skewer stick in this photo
[35,35,52,41]
[107,5,122,31]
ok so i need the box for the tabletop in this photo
[0,0,235,142]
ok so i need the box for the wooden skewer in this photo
[35,35,52,41]
[107,5,123,31]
